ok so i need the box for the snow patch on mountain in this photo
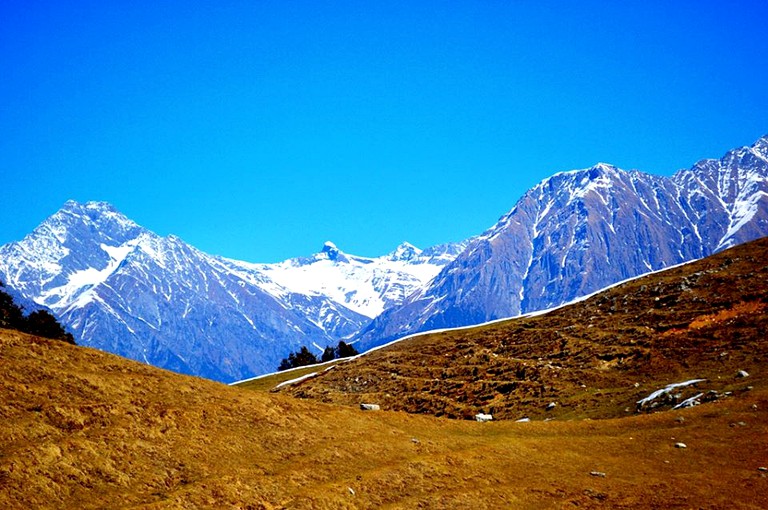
[223,239,466,318]
[0,201,468,381]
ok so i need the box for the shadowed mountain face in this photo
[0,202,348,381]
[277,237,768,421]
[355,136,768,350]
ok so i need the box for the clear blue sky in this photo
[2,1,767,262]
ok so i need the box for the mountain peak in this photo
[43,200,145,249]
[62,199,115,211]
[751,134,768,159]
[592,162,615,171]
[388,242,422,262]
[320,241,344,261]
[57,200,134,224]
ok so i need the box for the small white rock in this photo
[360,403,380,411]
[475,413,493,422]
[348,487,356,496]
[674,442,687,449]
[736,370,749,378]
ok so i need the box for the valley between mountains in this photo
[1,237,767,509]
[1,135,767,508]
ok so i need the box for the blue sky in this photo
[2,1,767,262]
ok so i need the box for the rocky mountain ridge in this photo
[354,135,768,350]
[276,236,768,421]
[1,135,766,381]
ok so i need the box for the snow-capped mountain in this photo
[221,239,468,320]
[0,201,465,381]
[355,135,768,351]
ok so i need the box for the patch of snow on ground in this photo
[637,379,706,407]
[672,392,704,410]
[273,372,319,390]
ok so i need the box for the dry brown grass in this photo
[2,238,768,508]
[1,327,767,508]
[688,301,766,330]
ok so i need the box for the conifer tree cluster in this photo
[278,341,359,371]
[0,284,76,344]
[320,341,358,362]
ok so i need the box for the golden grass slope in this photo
[1,329,767,507]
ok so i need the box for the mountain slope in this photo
[355,135,768,350]
[0,202,354,381]
[276,236,768,421]
[1,136,766,380]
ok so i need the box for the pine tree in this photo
[0,289,23,330]
[294,346,318,366]
[24,310,76,344]
[277,346,319,370]
[0,288,75,344]
[335,341,358,359]
[321,345,336,362]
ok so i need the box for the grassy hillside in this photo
[272,237,768,422]
[2,328,767,508]
[2,238,767,508]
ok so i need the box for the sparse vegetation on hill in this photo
[321,340,359,362]
[278,341,359,370]
[277,345,318,370]
[273,237,768,422]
